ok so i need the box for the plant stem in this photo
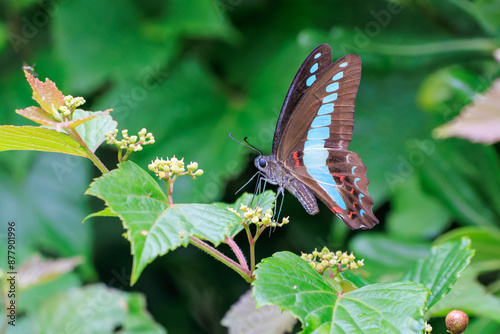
[225,237,248,269]
[244,225,257,272]
[66,127,109,174]
[190,236,253,283]
[166,177,174,206]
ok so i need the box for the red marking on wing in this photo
[350,188,355,194]
[333,207,342,213]
[348,211,355,219]
[333,174,346,185]
[292,151,300,166]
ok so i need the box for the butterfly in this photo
[254,44,378,229]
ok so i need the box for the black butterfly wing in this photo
[278,53,378,229]
[272,44,333,154]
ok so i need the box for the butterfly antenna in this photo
[229,133,262,156]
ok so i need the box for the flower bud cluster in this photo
[301,247,364,274]
[424,321,432,333]
[59,95,86,117]
[148,156,203,180]
[228,204,289,227]
[105,128,155,152]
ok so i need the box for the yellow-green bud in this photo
[194,169,204,176]
[187,162,198,172]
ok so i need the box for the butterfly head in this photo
[254,154,282,186]
[256,156,267,169]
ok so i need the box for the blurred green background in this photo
[1,0,500,333]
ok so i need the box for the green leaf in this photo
[349,234,431,282]
[434,226,500,263]
[405,238,474,309]
[86,161,243,284]
[82,207,119,224]
[162,0,238,41]
[386,175,451,238]
[0,125,86,157]
[73,109,117,153]
[419,139,500,227]
[35,284,166,334]
[52,0,177,92]
[253,252,429,334]
[428,261,500,322]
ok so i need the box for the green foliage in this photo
[86,161,245,284]
[34,284,165,334]
[0,125,86,156]
[253,252,429,333]
[406,238,474,309]
[2,0,500,332]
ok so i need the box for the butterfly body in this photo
[255,155,319,214]
[256,44,378,229]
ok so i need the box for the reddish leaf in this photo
[16,106,59,127]
[16,107,111,132]
[24,69,65,119]
[434,80,500,144]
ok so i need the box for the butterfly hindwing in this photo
[284,149,378,229]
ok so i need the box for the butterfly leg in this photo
[273,186,285,221]
[235,171,262,196]
[247,172,267,206]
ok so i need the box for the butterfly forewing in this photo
[277,54,361,159]
[272,44,333,154]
